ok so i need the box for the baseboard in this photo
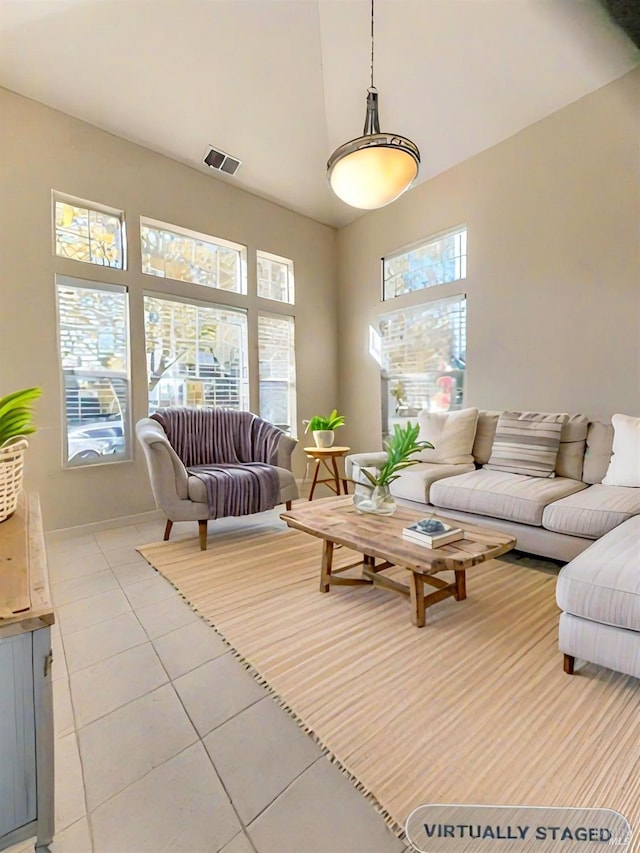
[46,508,164,540]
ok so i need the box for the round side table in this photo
[303,446,351,501]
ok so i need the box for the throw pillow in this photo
[602,414,640,487]
[415,407,479,465]
[485,411,568,478]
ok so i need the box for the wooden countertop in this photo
[0,492,54,637]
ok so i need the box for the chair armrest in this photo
[277,434,298,471]
[136,418,189,501]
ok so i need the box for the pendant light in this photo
[327,0,420,210]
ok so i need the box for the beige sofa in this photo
[347,410,640,679]
[346,412,640,563]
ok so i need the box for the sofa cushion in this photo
[430,468,587,526]
[582,422,614,484]
[415,408,479,465]
[556,515,640,632]
[602,414,640,488]
[389,462,476,504]
[542,484,640,539]
[485,411,568,478]
[188,466,295,504]
[556,414,589,480]
[471,411,500,464]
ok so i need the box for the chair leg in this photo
[285,500,292,510]
[198,520,208,551]
[563,654,575,675]
[164,519,173,541]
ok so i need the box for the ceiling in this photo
[0,0,637,228]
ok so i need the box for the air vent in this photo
[203,146,242,176]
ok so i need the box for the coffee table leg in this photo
[320,540,334,593]
[454,569,467,601]
[409,572,426,627]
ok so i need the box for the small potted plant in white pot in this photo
[354,421,433,515]
[0,387,41,522]
[303,409,345,448]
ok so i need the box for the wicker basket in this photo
[0,438,29,522]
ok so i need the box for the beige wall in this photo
[336,68,640,454]
[0,87,338,530]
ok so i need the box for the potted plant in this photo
[303,409,345,448]
[0,387,41,522]
[354,421,433,515]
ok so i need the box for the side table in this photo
[303,446,350,500]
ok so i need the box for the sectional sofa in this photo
[346,409,640,679]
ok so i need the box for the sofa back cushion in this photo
[555,414,589,480]
[472,411,500,464]
[485,411,568,478]
[602,414,640,487]
[583,422,614,484]
[415,407,479,465]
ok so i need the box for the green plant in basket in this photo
[361,421,433,488]
[0,388,42,447]
[304,409,345,432]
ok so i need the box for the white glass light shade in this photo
[328,131,420,210]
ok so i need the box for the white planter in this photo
[313,430,335,448]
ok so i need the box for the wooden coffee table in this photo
[280,496,516,627]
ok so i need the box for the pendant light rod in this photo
[370,0,375,89]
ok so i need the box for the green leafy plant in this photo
[361,421,433,488]
[0,387,42,447]
[304,409,345,432]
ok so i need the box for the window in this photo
[383,226,466,300]
[379,295,466,434]
[258,314,296,433]
[54,194,125,269]
[144,295,249,411]
[56,276,131,466]
[140,218,246,293]
[257,251,295,304]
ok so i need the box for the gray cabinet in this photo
[0,494,54,852]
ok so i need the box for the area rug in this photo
[138,525,640,837]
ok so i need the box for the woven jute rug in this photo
[138,523,640,837]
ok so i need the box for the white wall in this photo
[336,68,640,453]
[0,87,339,530]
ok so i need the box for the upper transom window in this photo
[140,217,247,294]
[257,251,295,304]
[54,193,125,269]
[383,226,467,300]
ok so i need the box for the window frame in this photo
[52,191,127,271]
[257,311,297,436]
[381,224,467,301]
[143,291,250,414]
[256,250,295,304]
[140,216,248,295]
[55,274,132,469]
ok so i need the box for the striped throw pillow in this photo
[485,411,568,478]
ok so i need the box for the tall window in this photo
[144,295,249,411]
[379,295,466,434]
[54,194,125,269]
[56,276,131,466]
[383,226,466,300]
[140,218,246,293]
[257,251,295,304]
[258,314,296,433]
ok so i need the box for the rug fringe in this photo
[138,546,407,841]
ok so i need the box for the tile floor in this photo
[8,506,409,853]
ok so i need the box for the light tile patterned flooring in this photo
[8,508,408,853]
